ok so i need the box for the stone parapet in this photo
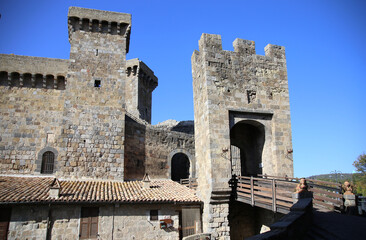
[0,54,69,76]
[68,7,131,24]
[68,7,131,52]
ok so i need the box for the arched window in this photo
[41,151,55,174]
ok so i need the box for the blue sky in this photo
[0,0,365,178]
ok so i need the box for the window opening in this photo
[41,151,55,174]
[23,73,32,88]
[150,210,158,221]
[94,80,101,88]
[57,76,65,90]
[80,207,99,239]
[0,72,8,86]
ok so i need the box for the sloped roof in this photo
[0,176,201,204]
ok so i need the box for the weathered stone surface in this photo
[124,114,195,180]
[192,33,293,236]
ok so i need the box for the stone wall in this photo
[124,115,146,180]
[146,125,195,179]
[7,204,183,240]
[0,86,66,174]
[8,206,49,240]
[192,33,293,237]
[99,204,181,240]
[124,114,195,180]
[229,202,283,239]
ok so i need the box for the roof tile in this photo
[0,176,201,204]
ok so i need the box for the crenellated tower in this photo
[125,58,158,123]
[58,7,133,179]
[192,34,293,238]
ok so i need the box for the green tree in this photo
[353,153,366,174]
[353,153,366,196]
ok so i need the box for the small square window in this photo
[94,80,101,88]
[150,210,158,221]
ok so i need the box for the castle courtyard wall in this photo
[124,114,195,180]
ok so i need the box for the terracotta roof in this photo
[0,176,201,204]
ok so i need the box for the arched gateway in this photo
[230,120,265,177]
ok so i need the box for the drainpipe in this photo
[111,205,115,240]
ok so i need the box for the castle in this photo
[0,7,293,240]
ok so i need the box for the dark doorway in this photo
[171,153,190,182]
[230,121,265,176]
[0,208,11,240]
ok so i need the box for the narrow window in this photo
[0,72,8,86]
[11,72,20,87]
[46,75,54,89]
[57,76,66,90]
[35,74,43,88]
[150,210,158,221]
[94,80,101,88]
[23,73,32,88]
[41,151,55,174]
[80,207,99,239]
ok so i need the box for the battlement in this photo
[0,54,68,89]
[198,33,285,59]
[68,7,131,52]
[0,54,69,75]
[126,58,158,91]
[125,59,158,123]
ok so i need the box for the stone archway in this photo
[230,120,265,177]
[171,153,190,182]
[167,149,195,181]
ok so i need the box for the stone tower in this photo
[125,58,158,123]
[59,7,133,179]
[191,34,293,238]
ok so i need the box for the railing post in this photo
[250,176,254,206]
[272,179,277,212]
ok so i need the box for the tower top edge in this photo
[68,6,131,24]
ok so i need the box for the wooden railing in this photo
[259,174,343,211]
[234,175,343,214]
[180,175,344,213]
[235,176,295,214]
[180,178,198,190]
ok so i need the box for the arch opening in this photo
[230,120,265,177]
[171,153,190,182]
